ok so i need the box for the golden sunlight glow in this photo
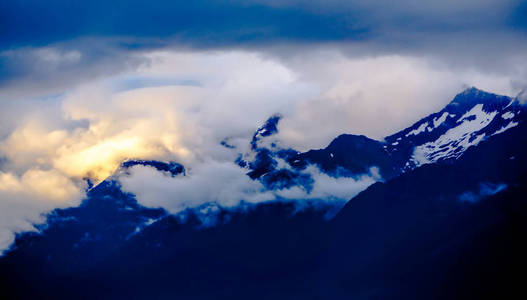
[54,136,165,182]
[0,85,203,186]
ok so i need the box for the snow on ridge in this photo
[405,122,429,137]
[502,111,514,120]
[432,112,449,128]
[493,121,518,135]
[457,104,486,123]
[402,111,451,139]
[410,104,498,167]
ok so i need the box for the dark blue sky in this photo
[0,0,368,49]
[1,0,525,49]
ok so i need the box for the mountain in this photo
[385,87,524,171]
[242,87,525,183]
[0,87,526,299]
[322,123,527,299]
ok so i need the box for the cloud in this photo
[271,50,524,149]
[0,48,523,180]
[0,50,307,252]
[1,1,526,102]
[119,163,379,215]
[119,162,273,213]
[1,47,404,247]
[273,166,380,202]
[0,169,84,253]
[3,49,521,180]
[0,50,309,181]
[0,41,147,99]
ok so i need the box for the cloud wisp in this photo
[119,163,379,216]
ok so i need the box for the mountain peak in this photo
[382,87,524,172]
[448,87,511,109]
[251,114,281,150]
[462,86,484,95]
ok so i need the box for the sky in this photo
[0,0,526,251]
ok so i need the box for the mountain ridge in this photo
[242,87,525,185]
[1,86,526,299]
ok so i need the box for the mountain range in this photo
[1,87,526,299]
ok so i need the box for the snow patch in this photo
[410,104,497,166]
[457,104,488,122]
[493,121,518,135]
[501,111,514,120]
[405,122,429,137]
[433,112,449,128]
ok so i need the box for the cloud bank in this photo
[119,163,379,215]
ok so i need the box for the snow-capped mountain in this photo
[242,87,525,184]
[385,87,525,171]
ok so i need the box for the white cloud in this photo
[0,169,84,253]
[271,50,522,150]
[119,162,273,213]
[119,163,379,215]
